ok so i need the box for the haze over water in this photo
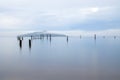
[0,34,120,80]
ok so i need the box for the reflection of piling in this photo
[94,34,96,40]
[67,36,69,43]
[29,39,32,49]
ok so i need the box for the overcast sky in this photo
[0,0,120,31]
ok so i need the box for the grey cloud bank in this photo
[0,0,120,30]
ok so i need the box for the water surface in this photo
[0,37,120,80]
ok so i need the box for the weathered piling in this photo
[19,39,22,49]
[47,35,48,40]
[17,37,20,40]
[39,35,41,39]
[21,37,23,40]
[94,34,96,40]
[43,35,44,39]
[49,34,51,42]
[31,36,33,40]
[103,36,105,38]
[29,39,32,49]
[114,36,116,39]
[67,36,69,43]
[80,35,82,39]
[17,36,23,40]
[40,35,42,39]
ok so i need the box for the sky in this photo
[0,0,120,31]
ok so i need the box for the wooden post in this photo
[21,37,23,40]
[67,36,69,43]
[43,35,44,39]
[17,37,20,40]
[80,35,81,39]
[49,34,51,43]
[47,35,48,40]
[94,34,96,40]
[31,36,32,40]
[39,35,41,39]
[29,39,31,49]
[103,36,105,38]
[114,36,116,39]
[19,40,22,49]
[40,35,42,39]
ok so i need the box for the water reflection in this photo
[1,37,120,80]
[94,37,96,45]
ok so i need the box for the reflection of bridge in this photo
[17,31,68,50]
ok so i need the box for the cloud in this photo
[0,15,20,29]
[0,0,120,30]
[27,7,119,28]
[0,13,34,30]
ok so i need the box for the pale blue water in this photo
[0,37,120,80]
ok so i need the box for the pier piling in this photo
[49,34,51,43]
[94,34,96,40]
[67,36,69,43]
[47,35,48,40]
[80,35,82,39]
[19,40,22,49]
[29,39,32,49]
[114,36,116,39]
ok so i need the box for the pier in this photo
[17,31,67,49]
[17,31,119,50]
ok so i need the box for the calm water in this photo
[0,37,120,80]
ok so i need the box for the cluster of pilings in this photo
[29,34,52,40]
[79,34,118,40]
[79,34,97,40]
[17,36,32,50]
[17,33,119,50]
[17,34,63,49]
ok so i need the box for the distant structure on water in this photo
[17,31,67,40]
[17,31,67,49]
